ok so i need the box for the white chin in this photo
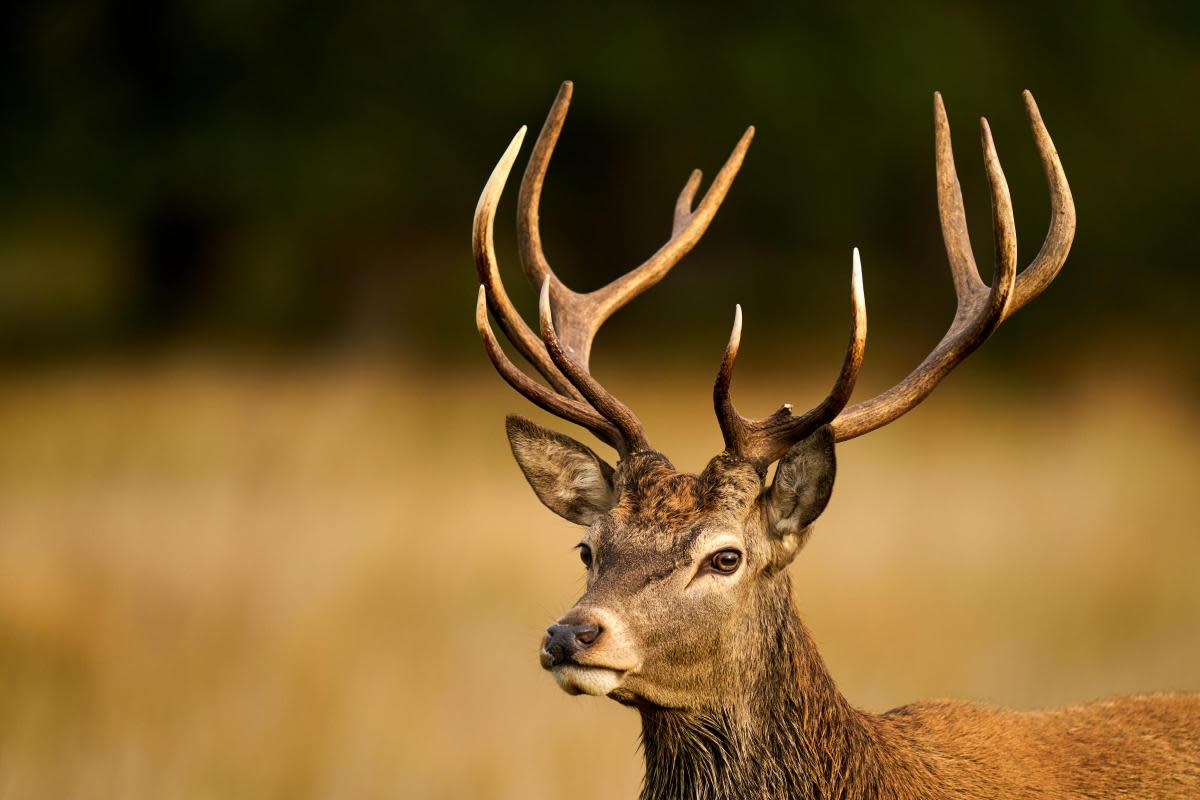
[551,665,623,696]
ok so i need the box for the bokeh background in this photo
[1,2,1198,798]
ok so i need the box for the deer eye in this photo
[578,544,593,569]
[710,549,741,574]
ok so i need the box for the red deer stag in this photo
[472,82,1200,799]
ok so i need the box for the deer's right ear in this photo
[505,415,617,525]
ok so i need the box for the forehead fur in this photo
[609,451,762,528]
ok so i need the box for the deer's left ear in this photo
[765,425,836,565]
[505,415,617,525]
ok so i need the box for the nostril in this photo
[574,623,601,647]
[544,621,602,666]
[544,624,575,667]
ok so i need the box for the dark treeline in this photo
[0,1,1197,374]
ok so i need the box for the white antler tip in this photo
[492,127,526,175]
[475,285,494,334]
[725,304,743,353]
[504,125,528,160]
[536,277,557,338]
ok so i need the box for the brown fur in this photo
[506,418,1200,800]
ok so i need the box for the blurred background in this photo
[1,2,1198,798]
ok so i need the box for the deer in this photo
[471,81,1200,800]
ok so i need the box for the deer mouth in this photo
[550,664,627,697]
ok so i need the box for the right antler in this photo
[715,90,1074,467]
[474,82,754,457]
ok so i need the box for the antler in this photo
[506,80,755,370]
[829,91,1074,442]
[474,82,754,456]
[714,250,867,469]
[714,90,1074,466]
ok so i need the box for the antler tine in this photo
[932,92,988,300]
[476,287,623,451]
[1008,90,1075,316]
[518,80,755,369]
[537,278,649,455]
[516,81,573,297]
[716,250,868,469]
[474,125,586,401]
[592,126,755,327]
[673,170,704,236]
[830,91,1056,443]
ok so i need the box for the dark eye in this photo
[710,549,741,574]
[578,544,593,569]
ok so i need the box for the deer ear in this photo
[505,415,616,525]
[765,425,836,565]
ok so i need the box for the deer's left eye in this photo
[578,544,593,569]
[710,549,741,574]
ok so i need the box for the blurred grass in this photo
[0,355,1197,799]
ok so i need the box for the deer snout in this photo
[541,622,603,668]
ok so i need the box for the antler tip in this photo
[979,116,995,149]
[475,284,488,327]
[536,276,555,330]
[729,126,756,158]
[553,81,575,105]
[849,248,867,346]
[933,91,949,128]
[507,125,528,153]
[727,304,743,352]
[1022,89,1044,125]
[734,126,756,153]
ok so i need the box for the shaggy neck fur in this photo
[638,575,927,800]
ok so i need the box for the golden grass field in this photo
[0,355,1197,798]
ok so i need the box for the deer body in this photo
[638,562,1200,800]
[471,83,1199,798]
[642,610,1200,799]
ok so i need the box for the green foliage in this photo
[0,2,1197,366]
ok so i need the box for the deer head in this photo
[473,82,1073,710]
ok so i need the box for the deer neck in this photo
[638,575,895,800]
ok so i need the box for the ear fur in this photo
[765,425,836,565]
[505,415,616,525]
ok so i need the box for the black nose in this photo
[544,622,602,667]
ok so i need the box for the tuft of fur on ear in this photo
[505,415,616,525]
[765,425,836,566]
